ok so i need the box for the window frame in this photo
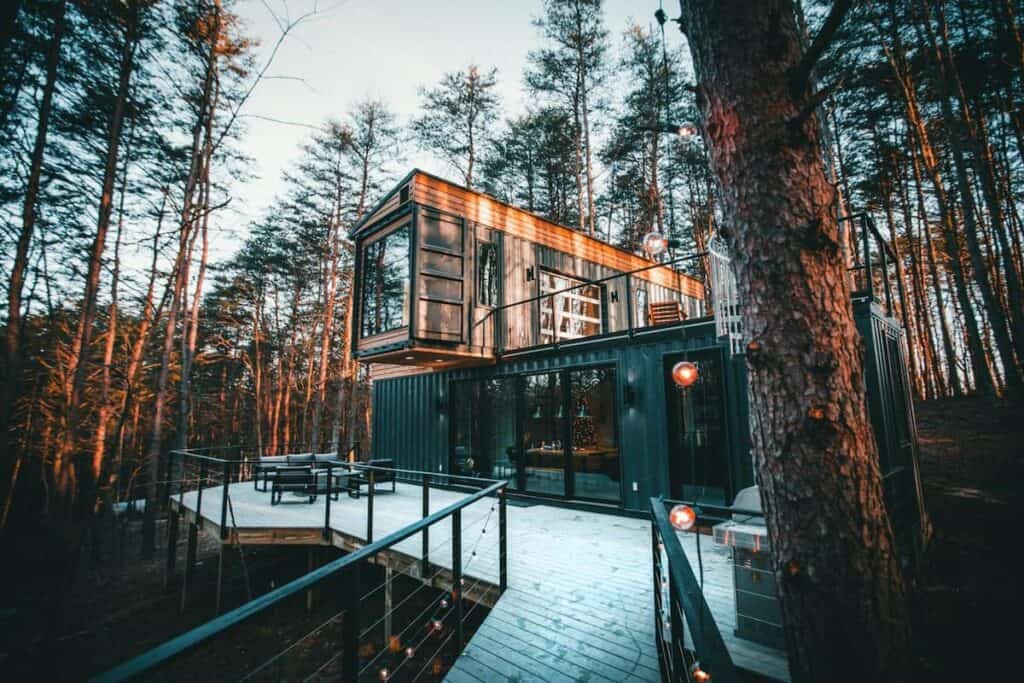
[359,222,412,339]
[477,240,499,308]
[537,268,604,344]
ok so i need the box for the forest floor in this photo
[910,394,1024,679]
[0,395,1020,681]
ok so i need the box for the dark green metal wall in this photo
[373,305,925,537]
[371,321,753,512]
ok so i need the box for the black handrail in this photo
[650,496,740,683]
[93,462,508,682]
[841,212,898,314]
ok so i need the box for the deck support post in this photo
[366,470,375,543]
[307,548,316,612]
[180,521,198,612]
[452,508,463,650]
[164,508,179,590]
[215,543,225,615]
[384,566,393,643]
[421,474,431,583]
[341,561,361,683]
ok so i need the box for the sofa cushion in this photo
[287,453,315,465]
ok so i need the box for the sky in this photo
[220,0,683,254]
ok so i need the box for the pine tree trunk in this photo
[3,0,66,491]
[676,3,911,679]
[919,1,1021,388]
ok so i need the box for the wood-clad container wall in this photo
[414,209,466,343]
[411,171,704,298]
[350,169,706,366]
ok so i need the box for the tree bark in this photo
[675,2,911,680]
[3,0,66,495]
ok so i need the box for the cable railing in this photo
[650,496,744,683]
[94,449,509,682]
[471,253,708,356]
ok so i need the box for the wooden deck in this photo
[175,483,789,682]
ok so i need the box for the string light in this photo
[690,662,711,682]
[643,231,669,257]
[405,647,415,658]
[432,619,443,632]
[378,667,389,680]
[440,598,449,608]
[669,504,697,531]
[672,360,699,388]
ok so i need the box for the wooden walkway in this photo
[176,483,789,682]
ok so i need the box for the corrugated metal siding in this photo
[371,322,748,512]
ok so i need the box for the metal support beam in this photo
[421,475,430,583]
[215,544,225,615]
[452,509,463,650]
[341,561,361,683]
[164,510,179,590]
[180,522,198,613]
[383,566,393,644]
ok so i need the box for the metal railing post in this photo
[324,462,333,541]
[164,498,179,589]
[499,488,507,594]
[163,450,175,509]
[422,474,431,581]
[341,561,361,683]
[625,272,634,336]
[366,470,375,543]
[195,459,206,520]
[220,460,230,540]
[861,215,874,301]
[452,508,463,650]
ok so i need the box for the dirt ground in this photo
[0,515,487,681]
[911,395,1024,679]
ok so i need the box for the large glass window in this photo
[539,270,602,343]
[569,368,620,503]
[450,378,517,483]
[360,225,410,338]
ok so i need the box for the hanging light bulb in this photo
[669,504,697,531]
[676,121,700,139]
[405,646,415,659]
[672,360,699,388]
[690,661,711,682]
[643,231,669,257]
[432,619,444,632]
[378,667,389,681]
[440,598,449,608]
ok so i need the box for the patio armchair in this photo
[270,465,318,505]
[350,459,397,497]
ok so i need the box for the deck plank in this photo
[177,482,789,682]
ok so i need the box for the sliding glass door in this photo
[520,372,566,496]
[450,366,622,504]
[569,368,621,503]
[451,378,518,483]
